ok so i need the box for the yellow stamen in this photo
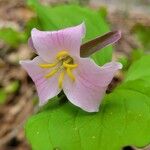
[63,62,78,69]
[64,57,73,64]
[66,68,75,81]
[58,71,65,88]
[56,51,68,59]
[45,69,58,78]
[41,50,77,86]
[39,63,57,68]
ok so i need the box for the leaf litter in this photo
[0,0,150,150]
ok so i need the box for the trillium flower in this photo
[20,23,122,112]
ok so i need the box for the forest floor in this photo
[0,0,150,150]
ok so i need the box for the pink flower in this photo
[20,23,122,112]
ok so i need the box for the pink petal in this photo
[63,58,122,112]
[28,37,37,54]
[75,58,122,87]
[63,76,107,112]
[31,23,85,62]
[20,56,61,105]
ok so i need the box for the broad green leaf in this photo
[125,55,150,82]
[27,0,112,65]
[25,55,150,150]
[0,28,26,47]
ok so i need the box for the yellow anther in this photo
[56,51,68,59]
[42,50,77,85]
[66,68,75,81]
[63,62,78,69]
[58,71,65,88]
[39,63,57,68]
[45,69,58,78]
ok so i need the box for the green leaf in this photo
[0,81,20,104]
[25,55,150,150]
[5,80,20,93]
[24,17,40,38]
[27,0,112,65]
[98,6,108,19]
[125,55,150,82]
[133,24,150,51]
[130,49,144,63]
[0,89,7,104]
[118,55,129,71]
[0,28,26,47]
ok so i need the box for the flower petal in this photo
[75,58,122,87]
[63,76,107,112]
[28,37,37,54]
[31,23,85,62]
[63,58,122,112]
[20,56,61,105]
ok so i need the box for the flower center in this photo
[39,50,78,88]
